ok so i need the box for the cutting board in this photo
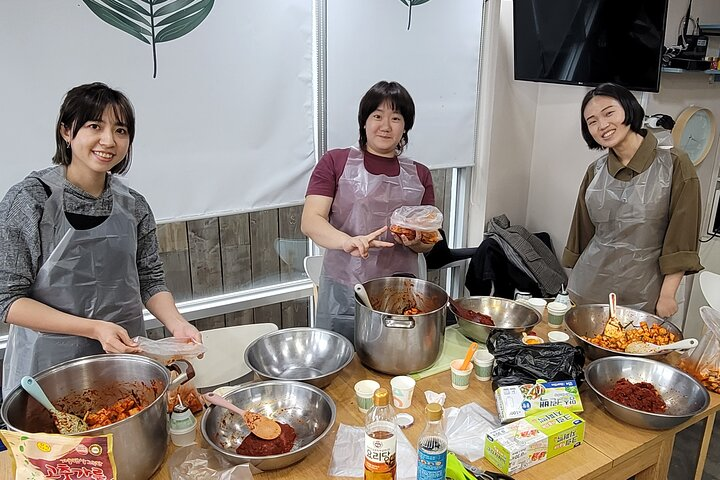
[410,324,486,381]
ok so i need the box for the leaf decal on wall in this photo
[398,0,432,30]
[82,0,215,78]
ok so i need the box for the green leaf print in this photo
[399,0,432,30]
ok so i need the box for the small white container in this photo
[170,423,197,447]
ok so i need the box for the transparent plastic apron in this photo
[316,147,425,341]
[3,167,145,397]
[568,148,673,312]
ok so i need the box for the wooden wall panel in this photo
[254,304,282,328]
[219,214,252,292]
[157,222,192,301]
[195,315,226,331]
[225,310,254,327]
[277,206,307,281]
[187,218,223,298]
[281,299,309,328]
[249,210,281,287]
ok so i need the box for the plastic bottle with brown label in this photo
[364,388,397,480]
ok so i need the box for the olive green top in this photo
[563,132,703,276]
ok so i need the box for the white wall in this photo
[471,0,720,328]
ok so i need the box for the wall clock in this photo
[672,106,717,166]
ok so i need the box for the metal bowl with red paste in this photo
[605,378,667,413]
[236,422,297,456]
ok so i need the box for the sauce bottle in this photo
[417,403,447,479]
[364,387,397,480]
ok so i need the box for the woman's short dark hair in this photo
[358,81,415,155]
[53,82,136,174]
[580,83,644,150]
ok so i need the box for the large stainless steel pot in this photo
[1,354,193,480]
[355,277,448,374]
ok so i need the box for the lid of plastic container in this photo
[396,413,414,429]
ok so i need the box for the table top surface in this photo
[2,321,719,480]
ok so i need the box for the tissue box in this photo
[484,406,585,475]
[495,380,583,423]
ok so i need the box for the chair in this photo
[191,323,278,391]
[304,254,323,327]
[699,271,720,311]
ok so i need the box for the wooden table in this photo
[2,323,718,480]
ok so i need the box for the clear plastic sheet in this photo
[167,446,254,480]
[679,306,720,393]
[444,403,500,461]
[327,423,418,479]
[390,205,443,231]
[133,336,207,364]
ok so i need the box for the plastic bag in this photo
[389,205,443,244]
[167,445,254,480]
[0,430,117,480]
[679,306,720,393]
[444,402,499,461]
[327,423,418,479]
[486,330,585,390]
[134,336,207,414]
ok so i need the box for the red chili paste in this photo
[236,422,297,456]
[605,378,667,413]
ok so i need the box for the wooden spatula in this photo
[204,392,281,440]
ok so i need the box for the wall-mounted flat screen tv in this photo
[513,0,669,93]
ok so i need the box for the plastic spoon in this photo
[354,283,373,309]
[625,338,699,354]
[204,392,281,440]
[460,342,478,371]
[21,376,88,435]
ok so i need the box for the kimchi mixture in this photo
[85,396,144,428]
[605,378,667,413]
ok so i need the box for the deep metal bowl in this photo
[585,356,709,430]
[565,304,684,360]
[450,296,541,343]
[201,380,335,470]
[245,327,354,388]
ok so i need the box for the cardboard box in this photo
[495,380,583,423]
[484,406,585,475]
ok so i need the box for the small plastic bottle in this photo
[555,283,571,308]
[417,403,448,480]
[364,388,397,480]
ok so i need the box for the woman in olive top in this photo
[563,83,702,317]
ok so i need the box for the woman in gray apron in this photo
[301,81,438,342]
[0,83,201,398]
[563,83,702,317]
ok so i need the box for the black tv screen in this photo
[513,0,669,93]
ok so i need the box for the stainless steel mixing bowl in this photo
[585,356,709,430]
[201,380,336,470]
[450,296,541,343]
[565,304,684,360]
[244,327,354,389]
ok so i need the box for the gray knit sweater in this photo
[0,167,168,323]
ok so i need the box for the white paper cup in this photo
[547,301,570,329]
[390,376,416,409]
[354,380,381,413]
[450,359,473,390]
[527,298,547,316]
[472,350,494,381]
[548,331,570,343]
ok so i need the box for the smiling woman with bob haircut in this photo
[301,80,438,342]
[563,82,703,318]
[0,82,201,398]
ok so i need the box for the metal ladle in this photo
[204,392,281,440]
[21,376,88,435]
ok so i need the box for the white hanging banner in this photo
[326,0,483,169]
[0,0,314,222]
